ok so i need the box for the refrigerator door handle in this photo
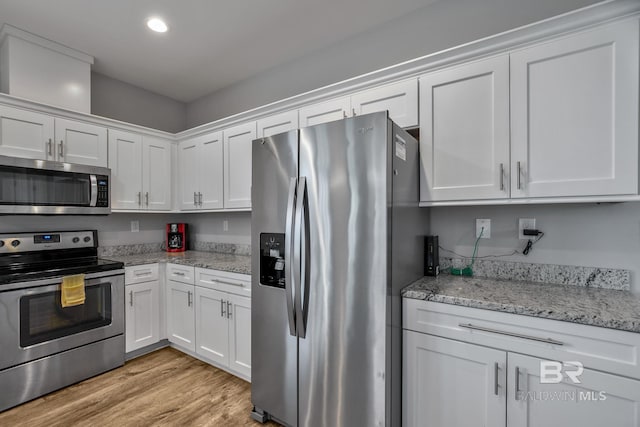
[285,177,298,336]
[295,176,310,339]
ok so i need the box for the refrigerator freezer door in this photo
[251,130,299,426]
[298,112,390,427]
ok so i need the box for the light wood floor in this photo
[0,347,279,427]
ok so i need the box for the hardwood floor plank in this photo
[0,348,279,427]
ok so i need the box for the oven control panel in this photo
[0,231,97,253]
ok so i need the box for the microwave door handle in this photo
[89,175,98,207]
[285,177,298,337]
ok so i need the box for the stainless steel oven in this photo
[0,230,124,411]
[0,155,110,214]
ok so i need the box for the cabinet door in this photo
[508,353,640,427]
[420,55,510,202]
[194,286,229,366]
[257,110,299,138]
[299,97,350,127]
[510,20,639,198]
[228,293,251,379]
[198,131,224,210]
[166,280,195,352]
[125,281,160,353]
[352,79,418,128]
[0,105,53,160]
[223,122,256,209]
[108,129,143,209]
[142,136,171,210]
[178,138,201,210]
[403,331,506,427]
[54,118,107,167]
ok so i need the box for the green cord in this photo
[451,227,484,276]
[471,227,484,266]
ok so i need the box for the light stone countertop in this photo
[104,251,251,275]
[402,275,640,333]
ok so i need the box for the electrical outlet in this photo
[476,219,491,238]
[130,220,139,233]
[223,220,229,232]
[519,218,536,239]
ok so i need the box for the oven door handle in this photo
[90,175,98,207]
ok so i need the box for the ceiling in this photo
[0,0,437,103]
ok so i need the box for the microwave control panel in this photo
[96,176,109,207]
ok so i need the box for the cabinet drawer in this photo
[195,268,251,298]
[125,263,159,285]
[166,264,195,284]
[404,299,640,380]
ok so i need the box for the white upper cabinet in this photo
[109,129,143,210]
[510,20,639,198]
[142,136,172,210]
[0,105,54,159]
[299,97,350,127]
[223,121,256,209]
[352,79,418,128]
[178,131,223,211]
[54,118,107,167]
[0,106,108,166]
[299,79,419,129]
[420,56,510,202]
[257,110,299,138]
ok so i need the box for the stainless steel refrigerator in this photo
[251,112,425,427]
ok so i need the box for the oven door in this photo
[0,271,124,370]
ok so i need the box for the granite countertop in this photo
[402,275,640,333]
[104,251,251,275]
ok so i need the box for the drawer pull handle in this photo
[134,270,152,276]
[458,323,564,346]
[203,278,244,287]
[515,367,521,400]
[173,271,186,276]
[494,362,499,396]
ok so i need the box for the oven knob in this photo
[72,237,80,243]
[83,236,91,243]
[11,240,20,247]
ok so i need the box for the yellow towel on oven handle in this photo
[61,274,86,307]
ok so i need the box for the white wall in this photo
[91,72,187,133]
[185,212,251,245]
[186,0,601,127]
[430,202,640,293]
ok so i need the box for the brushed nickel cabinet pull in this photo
[129,290,133,307]
[515,367,521,400]
[194,192,198,206]
[221,299,226,317]
[187,291,192,307]
[517,161,522,190]
[137,192,142,206]
[499,163,504,191]
[227,300,232,319]
[458,323,564,345]
[494,362,500,396]
[58,140,64,157]
[145,192,149,206]
[47,138,53,156]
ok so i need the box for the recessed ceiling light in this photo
[147,17,168,33]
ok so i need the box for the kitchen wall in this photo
[185,0,601,127]
[91,72,187,133]
[431,202,640,294]
[0,212,251,248]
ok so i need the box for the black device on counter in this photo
[424,235,439,276]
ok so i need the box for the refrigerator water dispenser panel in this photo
[260,233,285,288]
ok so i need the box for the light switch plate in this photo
[476,218,491,238]
[223,220,229,232]
[131,220,139,233]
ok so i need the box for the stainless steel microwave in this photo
[0,155,110,214]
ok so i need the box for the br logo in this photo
[540,361,584,384]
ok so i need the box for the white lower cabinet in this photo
[404,299,640,427]
[124,264,161,353]
[194,268,252,380]
[166,280,196,352]
[507,353,640,427]
[403,330,506,427]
